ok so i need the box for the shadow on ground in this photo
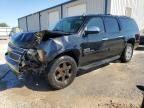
[0,63,111,92]
[0,64,54,91]
[137,85,144,108]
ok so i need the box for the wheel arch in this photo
[53,49,80,66]
[127,38,135,46]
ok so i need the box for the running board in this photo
[79,56,120,70]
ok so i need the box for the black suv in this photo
[5,15,140,89]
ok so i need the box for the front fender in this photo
[38,35,81,63]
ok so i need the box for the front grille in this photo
[8,42,26,54]
[7,42,27,62]
[9,52,20,61]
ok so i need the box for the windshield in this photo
[53,16,85,33]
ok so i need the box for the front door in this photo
[80,17,109,66]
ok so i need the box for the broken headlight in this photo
[27,49,46,64]
[27,49,37,57]
[37,49,47,63]
[26,49,39,62]
[34,32,44,44]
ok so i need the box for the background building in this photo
[18,0,144,34]
[110,0,144,34]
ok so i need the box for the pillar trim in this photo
[105,0,108,14]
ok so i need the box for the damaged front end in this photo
[19,49,47,74]
[19,30,65,73]
[6,30,68,74]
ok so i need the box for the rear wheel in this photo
[120,43,133,62]
[47,56,77,89]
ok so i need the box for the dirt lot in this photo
[0,40,144,108]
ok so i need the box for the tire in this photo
[46,56,77,90]
[120,43,133,62]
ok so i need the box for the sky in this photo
[0,0,69,27]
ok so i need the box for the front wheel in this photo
[46,56,77,90]
[120,43,133,62]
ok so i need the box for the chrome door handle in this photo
[102,38,109,41]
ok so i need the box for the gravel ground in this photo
[0,40,144,108]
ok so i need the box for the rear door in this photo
[103,17,125,57]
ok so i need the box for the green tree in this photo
[0,23,9,27]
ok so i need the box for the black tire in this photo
[46,56,77,90]
[120,43,133,62]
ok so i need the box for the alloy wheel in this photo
[54,62,72,85]
[125,45,133,61]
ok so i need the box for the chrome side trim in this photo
[6,62,20,73]
[7,55,20,63]
[118,36,124,38]
[102,38,109,41]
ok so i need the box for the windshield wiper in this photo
[53,29,64,32]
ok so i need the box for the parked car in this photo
[140,34,144,45]
[5,15,140,89]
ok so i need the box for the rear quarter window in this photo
[119,18,139,32]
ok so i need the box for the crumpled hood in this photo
[11,32,36,48]
[10,30,69,48]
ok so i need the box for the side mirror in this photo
[85,26,100,35]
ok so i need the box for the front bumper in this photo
[5,53,21,74]
[5,43,27,74]
[5,49,44,74]
[5,42,48,74]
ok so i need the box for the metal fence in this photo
[0,27,11,39]
[0,27,11,36]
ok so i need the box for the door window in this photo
[104,17,119,33]
[86,17,105,32]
